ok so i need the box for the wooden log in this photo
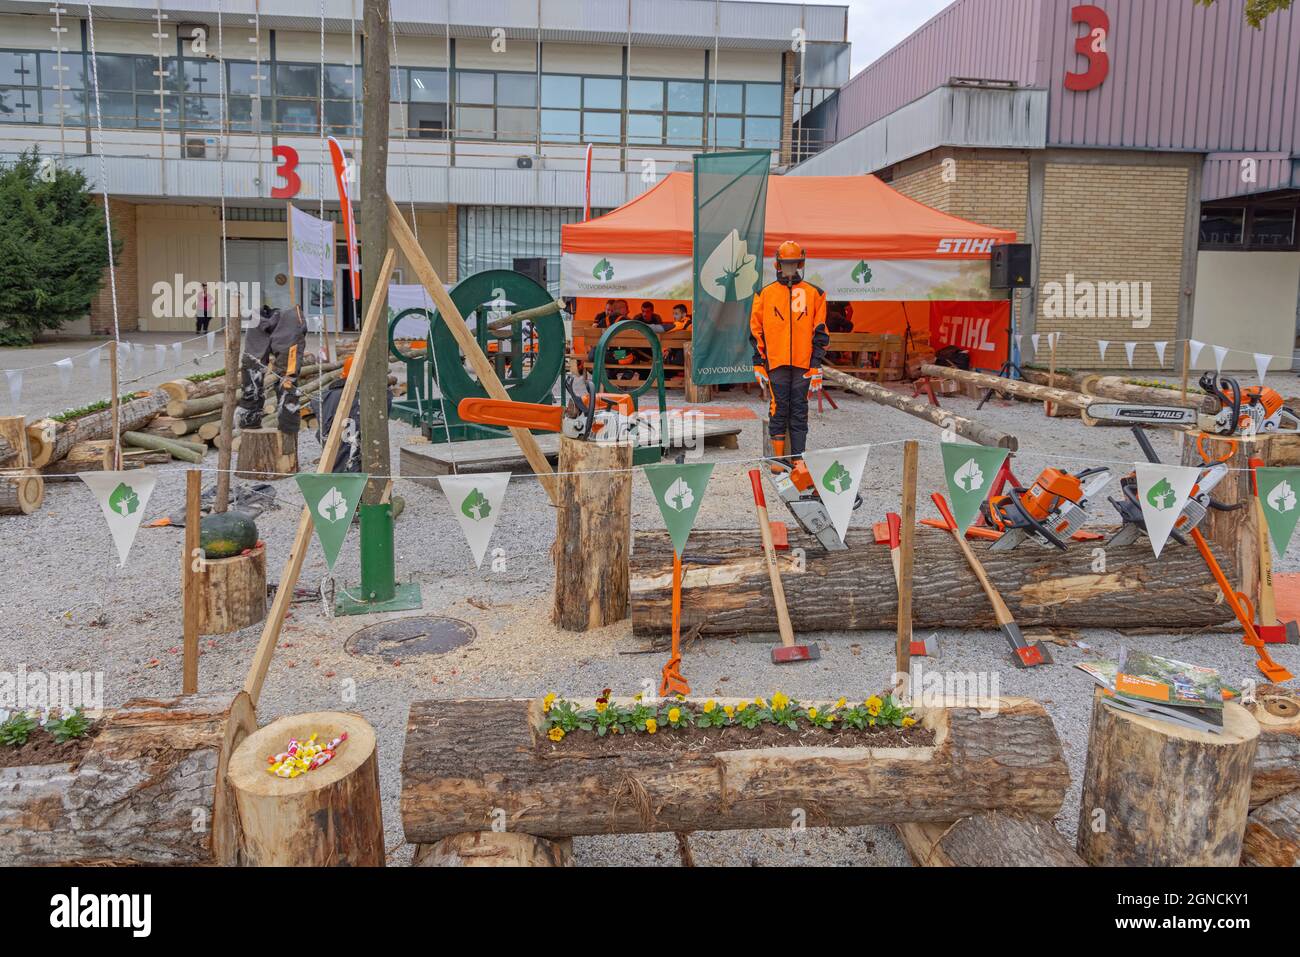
[1241,789,1300,866]
[197,546,268,635]
[683,341,711,404]
[0,469,44,514]
[1247,683,1300,808]
[0,416,29,468]
[1075,689,1258,866]
[629,527,1235,635]
[0,692,256,866]
[412,832,573,867]
[1022,368,1086,390]
[1080,374,1215,414]
[198,420,223,442]
[400,697,1069,843]
[122,430,204,464]
[0,434,13,468]
[24,417,58,467]
[227,711,384,866]
[919,363,1092,412]
[41,392,168,465]
[43,439,113,472]
[166,391,226,418]
[160,376,225,402]
[897,813,1085,867]
[824,367,1016,449]
[552,435,633,631]
[236,428,298,480]
[152,411,222,437]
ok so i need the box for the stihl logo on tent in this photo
[936,238,997,255]
[937,314,996,353]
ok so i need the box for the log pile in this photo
[0,415,45,514]
[1241,684,1300,866]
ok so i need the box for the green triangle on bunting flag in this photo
[644,462,715,556]
[1258,467,1300,557]
[296,473,369,571]
[939,442,1009,535]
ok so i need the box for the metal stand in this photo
[335,502,422,616]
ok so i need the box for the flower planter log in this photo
[629,528,1235,635]
[897,813,1085,867]
[1247,683,1300,808]
[236,427,298,480]
[399,697,1069,844]
[37,393,169,466]
[0,692,255,866]
[198,545,268,635]
[1075,689,1258,866]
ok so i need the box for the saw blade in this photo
[1110,524,1142,547]
[1085,404,1197,428]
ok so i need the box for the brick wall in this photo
[1036,162,1189,369]
[780,52,795,166]
[446,204,458,282]
[889,151,1029,240]
[88,198,139,334]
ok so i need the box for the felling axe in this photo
[874,513,938,657]
[749,469,820,664]
[1251,457,1300,645]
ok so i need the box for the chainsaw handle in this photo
[748,469,766,508]
[931,492,958,532]
[887,512,901,549]
[1131,426,1161,465]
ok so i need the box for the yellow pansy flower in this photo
[543,693,557,713]
[807,707,818,720]
[865,695,882,716]
[902,715,916,728]
[703,700,717,713]
[836,697,847,709]
[668,707,681,724]
[772,692,789,709]
[645,718,658,734]
[723,705,735,718]
[547,726,564,741]
[595,700,608,713]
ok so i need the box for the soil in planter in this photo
[540,721,935,757]
[0,724,100,770]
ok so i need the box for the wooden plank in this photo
[895,440,918,697]
[182,469,201,694]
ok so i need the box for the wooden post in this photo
[895,440,918,698]
[1044,333,1057,417]
[1180,339,1191,405]
[552,435,633,631]
[182,469,201,694]
[1075,690,1259,866]
[235,427,298,480]
[285,201,299,313]
[215,294,242,513]
[683,341,711,404]
[227,711,384,866]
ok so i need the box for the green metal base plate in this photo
[334,581,423,617]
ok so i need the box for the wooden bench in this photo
[825,332,904,382]
[570,322,693,388]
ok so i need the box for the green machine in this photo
[586,318,668,467]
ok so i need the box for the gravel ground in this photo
[3,369,1299,867]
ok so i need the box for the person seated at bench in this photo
[824,302,855,366]
[637,300,670,332]
[666,304,691,366]
[593,299,627,328]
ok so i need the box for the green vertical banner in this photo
[691,149,770,385]
[296,473,368,571]
[940,442,1009,535]
[1258,467,1300,556]
[644,462,715,555]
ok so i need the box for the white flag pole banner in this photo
[1189,339,1206,367]
[1135,463,1201,559]
[1154,341,1167,368]
[288,205,335,282]
[55,357,73,390]
[1213,344,1229,373]
[81,470,158,566]
[1050,332,1062,349]
[1124,341,1137,367]
[5,369,21,409]
[1254,352,1272,385]
[437,472,511,568]
[801,444,871,544]
[1097,339,1109,362]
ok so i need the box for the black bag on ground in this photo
[934,345,972,371]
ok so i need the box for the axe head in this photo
[772,644,821,664]
[1257,621,1300,645]
[909,635,940,658]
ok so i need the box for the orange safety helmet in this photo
[775,240,806,268]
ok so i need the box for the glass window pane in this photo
[180,57,220,93]
[666,113,702,145]
[137,92,178,128]
[710,115,742,147]
[457,71,493,104]
[276,99,319,134]
[1250,209,1296,247]
[40,52,85,91]
[1199,209,1244,246]
[583,110,619,143]
[540,107,579,142]
[667,80,703,112]
[456,105,494,138]
[227,61,262,95]
[325,64,355,99]
[409,101,446,138]
[583,76,621,110]
[745,82,781,116]
[93,91,135,126]
[409,68,447,103]
[744,116,780,149]
[627,112,662,144]
[710,82,743,114]
[94,54,136,92]
[226,95,268,132]
[541,74,580,108]
[0,52,38,86]
[497,105,537,140]
[627,79,662,111]
[497,72,536,108]
[41,88,84,125]
[323,98,355,136]
[0,87,35,122]
[276,63,319,98]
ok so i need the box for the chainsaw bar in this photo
[1086,403,1197,428]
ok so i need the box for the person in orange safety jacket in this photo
[749,240,829,464]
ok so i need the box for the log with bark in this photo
[165,391,226,419]
[897,813,1085,866]
[824,367,1016,449]
[629,528,1235,636]
[400,697,1069,843]
[0,468,44,514]
[412,832,573,867]
[1241,789,1300,866]
[919,364,1093,412]
[553,435,632,631]
[38,392,168,466]
[0,692,255,866]
[0,434,15,467]
[1247,683,1300,808]
[23,417,59,467]
[198,545,267,635]
[0,416,27,467]
[1075,690,1258,866]
[40,440,165,473]
[149,411,223,437]
[1079,374,1216,414]
[122,430,204,464]
[237,428,298,480]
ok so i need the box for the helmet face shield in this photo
[775,240,805,284]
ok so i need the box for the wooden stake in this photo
[386,196,558,504]
[214,293,242,513]
[1180,339,1191,405]
[285,201,298,312]
[108,340,122,470]
[182,468,201,694]
[1044,334,1057,417]
[895,440,918,698]
[241,248,398,708]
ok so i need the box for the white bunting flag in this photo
[206,330,216,353]
[1135,463,1201,559]
[801,444,871,545]
[1189,339,1206,367]
[1030,333,1040,358]
[81,470,158,566]
[1097,339,1109,362]
[54,357,73,390]
[5,369,21,409]
[1153,341,1167,367]
[154,343,167,372]
[1013,334,1023,359]
[1124,342,1137,367]
[172,341,184,363]
[437,472,511,568]
[89,347,101,382]
[1213,345,1229,373]
[1254,352,1272,385]
[1050,332,1062,349]
[289,205,336,281]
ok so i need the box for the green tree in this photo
[1195,0,1294,27]
[0,149,114,345]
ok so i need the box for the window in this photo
[0,50,38,123]
[457,71,494,105]
[408,68,446,102]
[666,113,702,146]
[456,106,493,138]
[627,112,662,145]
[1200,208,1245,246]
[709,115,742,148]
[583,110,619,143]
[1250,209,1296,247]
[227,61,262,96]
[583,76,621,110]
[541,74,580,108]
[540,108,580,142]
[497,106,537,141]
[275,63,318,98]
[744,116,781,149]
[628,79,662,111]
[745,82,781,116]
[710,82,742,114]
[1200,202,1299,251]
[496,73,535,108]
[667,80,703,112]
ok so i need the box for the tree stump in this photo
[236,427,298,481]
[1241,789,1300,866]
[0,469,44,514]
[552,435,632,631]
[412,832,573,867]
[897,813,1085,867]
[198,545,268,635]
[1076,689,1259,866]
[227,711,384,866]
[683,342,711,404]
[1247,683,1300,808]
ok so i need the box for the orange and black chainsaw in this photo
[1201,372,1299,436]
[456,373,653,444]
[980,466,1111,551]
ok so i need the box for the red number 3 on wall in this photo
[1065,4,1110,92]
[271,144,301,199]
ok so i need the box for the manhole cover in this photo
[345,616,476,661]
